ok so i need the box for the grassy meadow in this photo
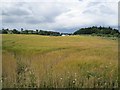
[2,34,118,88]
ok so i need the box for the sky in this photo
[1,0,119,33]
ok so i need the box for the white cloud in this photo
[1,0,119,2]
[1,0,118,32]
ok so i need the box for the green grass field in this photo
[2,34,118,88]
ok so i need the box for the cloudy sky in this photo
[1,0,119,33]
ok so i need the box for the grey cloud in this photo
[78,0,83,1]
[56,27,78,33]
[2,2,32,16]
[2,2,69,24]
[26,19,42,24]
[2,8,31,16]
[87,2,101,7]
[29,2,69,22]
[25,16,45,24]
[99,5,115,15]
[83,9,98,14]
[82,2,100,14]
[83,3,115,16]
[2,2,118,33]
[2,16,24,23]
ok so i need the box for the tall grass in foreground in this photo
[2,34,118,88]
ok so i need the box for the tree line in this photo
[0,28,61,36]
[1,26,120,37]
[73,26,120,37]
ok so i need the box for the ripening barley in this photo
[2,35,118,88]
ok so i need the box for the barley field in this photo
[2,34,118,88]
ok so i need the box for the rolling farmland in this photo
[2,34,118,88]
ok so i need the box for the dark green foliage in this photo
[38,30,60,36]
[1,28,20,34]
[1,28,61,36]
[1,29,8,34]
[12,29,20,34]
[36,29,39,34]
[1,26,120,37]
[73,26,120,37]
[21,30,29,34]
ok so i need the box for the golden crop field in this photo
[2,34,118,88]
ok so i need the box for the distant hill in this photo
[1,26,120,37]
[73,26,120,37]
